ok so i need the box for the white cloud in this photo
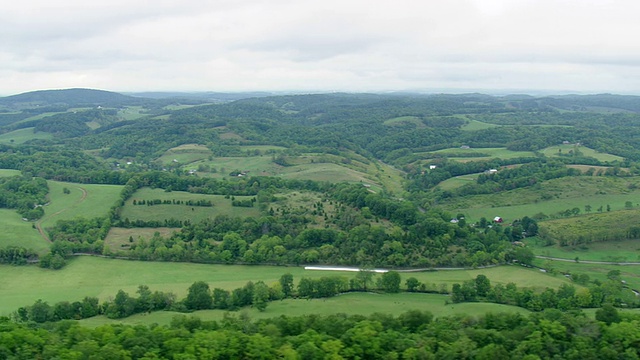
[1,0,640,95]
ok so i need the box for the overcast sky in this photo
[2,0,639,95]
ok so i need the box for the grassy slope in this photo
[0,128,53,144]
[0,257,571,316]
[120,187,261,223]
[541,144,624,162]
[79,292,530,327]
[0,169,21,177]
[439,176,640,223]
[0,209,49,254]
[39,181,123,230]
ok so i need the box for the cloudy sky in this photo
[1,0,639,95]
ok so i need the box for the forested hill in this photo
[0,88,148,109]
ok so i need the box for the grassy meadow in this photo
[157,144,213,165]
[439,176,640,223]
[460,120,500,131]
[532,258,640,291]
[120,187,261,223]
[0,209,49,254]
[0,169,21,177]
[0,257,570,317]
[541,144,624,162]
[0,127,53,144]
[39,181,123,230]
[418,147,536,162]
[79,292,531,327]
[527,238,640,263]
[105,227,177,251]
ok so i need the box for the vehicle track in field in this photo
[36,186,88,243]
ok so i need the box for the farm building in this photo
[493,216,503,223]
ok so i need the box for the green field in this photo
[39,181,124,230]
[532,258,640,291]
[528,238,640,263]
[0,257,571,317]
[78,292,530,327]
[0,169,21,177]
[541,144,624,162]
[440,176,640,223]
[383,116,425,128]
[120,187,261,223]
[105,227,177,251]
[157,144,213,165]
[117,106,149,120]
[460,120,500,131]
[0,127,53,144]
[437,173,481,190]
[418,147,536,162]
[0,209,49,254]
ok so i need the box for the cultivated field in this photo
[78,292,531,327]
[0,127,53,144]
[120,187,261,223]
[0,209,49,254]
[532,258,640,291]
[39,181,124,230]
[0,257,572,317]
[157,144,213,165]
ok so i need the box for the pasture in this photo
[436,173,480,191]
[418,147,536,162]
[383,116,426,128]
[541,144,623,162]
[120,187,261,223]
[79,292,531,327]
[0,169,21,177]
[0,257,573,317]
[105,227,177,251]
[527,238,640,263]
[439,176,640,223]
[532,258,640,291]
[0,127,53,144]
[460,120,500,131]
[39,181,124,230]
[0,209,49,254]
[157,144,212,165]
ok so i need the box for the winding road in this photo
[36,186,87,243]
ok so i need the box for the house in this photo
[450,218,459,224]
[493,216,503,223]
[460,145,470,149]
[486,169,498,174]
[429,165,437,170]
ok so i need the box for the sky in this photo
[2,0,640,95]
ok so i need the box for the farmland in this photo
[120,187,261,223]
[79,292,531,327]
[0,256,568,317]
[0,127,53,144]
[438,176,640,223]
[39,181,123,230]
[541,144,624,162]
[0,209,48,254]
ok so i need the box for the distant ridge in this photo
[0,88,148,109]
[126,91,275,102]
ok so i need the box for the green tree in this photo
[279,273,294,298]
[405,277,421,292]
[185,281,212,310]
[253,281,270,312]
[475,275,491,297]
[596,304,621,325]
[378,271,401,293]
